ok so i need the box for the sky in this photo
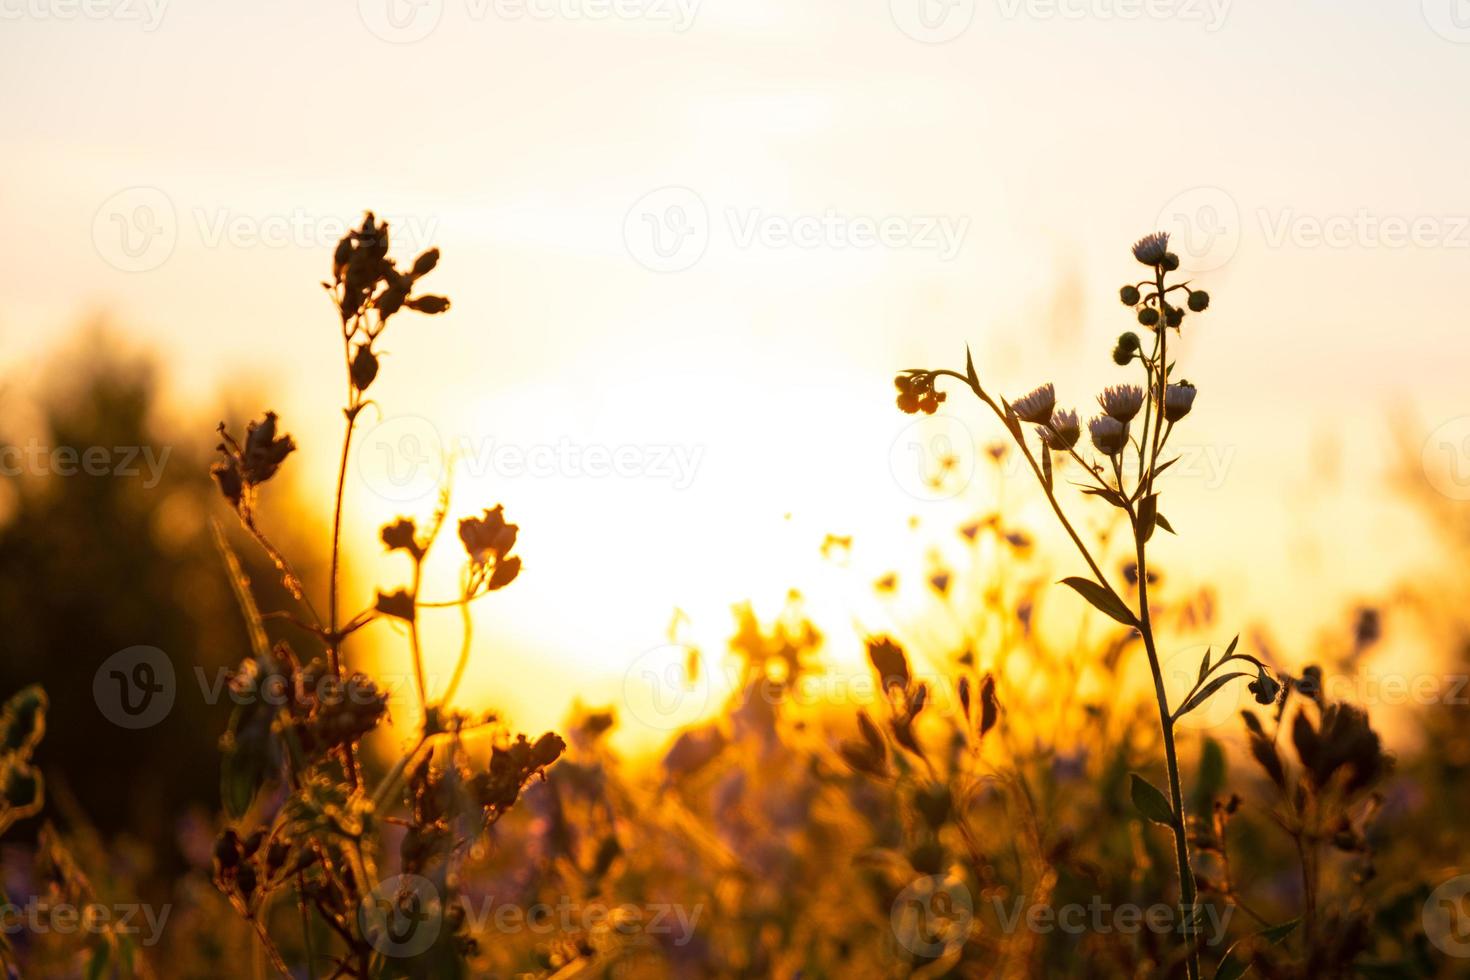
[2,0,1467,742]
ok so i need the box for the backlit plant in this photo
[208,214,564,978]
[893,232,1281,980]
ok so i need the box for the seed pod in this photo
[407,295,451,315]
[411,248,440,279]
[350,344,379,392]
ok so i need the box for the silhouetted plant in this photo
[893,232,1279,979]
[208,213,563,978]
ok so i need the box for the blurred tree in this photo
[0,328,322,874]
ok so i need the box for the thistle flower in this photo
[1039,408,1080,451]
[1088,415,1128,456]
[1164,381,1197,422]
[1132,232,1170,267]
[1010,383,1056,425]
[1098,384,1144,423]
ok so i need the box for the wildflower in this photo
[210,459,243,508]
[1112,331,1141,366]
[867,636,911,692]
[1040,408,1081,450]
[459,506,518,567]
[894,372,945,415]
[1088,415,1128,456]
[241,412,295,485]
[1098,384,1145,423]
[1163,381,1197,422]
[1119,285,1141,306]
[1132,231,1170,266]
[1187,289,1210,312]
[1291,702,1389,795]
[1247,664,1280,705]
[375,589,416,622]
[1010,383,1056,425]
[380,517,422,558]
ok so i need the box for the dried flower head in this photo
[1040,408,1080,450]
[894,372,946,415]
[1088,415,1128,456]
[458,506,523,590]
[1164,381,1197,422]
[1098,384,1145,423]
[1132,231,1170,266]
[1011,383,1056,425]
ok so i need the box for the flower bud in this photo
[410,248,440,279]
[1119,285,1141,306]
[1163,381,1197,422]
[1088,416,1128,456]
[1162,252,1180,272]
[1188,290,1210,312]
[1138,307,1160,328]
[350,343,379,393]
[1165,306,1184,329]
[407,295,451,315]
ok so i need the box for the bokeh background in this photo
[2,1,1470,974]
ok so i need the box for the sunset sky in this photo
[2,0,1466,741]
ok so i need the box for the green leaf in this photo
[1129,772,1175,826]
[1058,577,1138,627]
[1138,494,1159,542]
[1176,673,1252,720]
[1080,484,1128,508]
[1214,919,1299,980]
